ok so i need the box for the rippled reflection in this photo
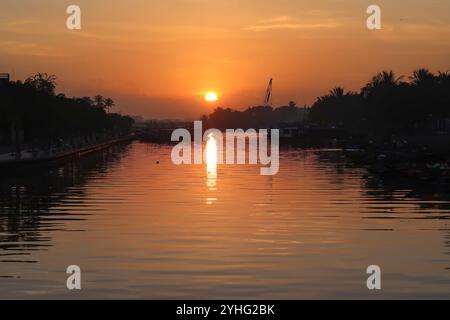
[1,142,450,299]
[0,143,131,256]
[205,134,217,196]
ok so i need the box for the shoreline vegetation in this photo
[0,73,134,167]
[142,69,450,149]
[2,69,450,174]
[139,68,450,176]
[196,69,450,148]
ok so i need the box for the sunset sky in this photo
[0,0,449,119]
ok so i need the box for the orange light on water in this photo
[205,134,218,199]
[205,134,217,173]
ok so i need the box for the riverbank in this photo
[0,136,134,170]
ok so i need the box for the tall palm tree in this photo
[362,70,403,98]
[410,68,435,86]
[104,98,115,113]
[93,95,105,109]
[437,71,450,84]
[329,87,345,97]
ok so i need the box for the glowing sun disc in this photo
[205,92,219,102]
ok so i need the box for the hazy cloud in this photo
[0,19,42,34]
[0,40,64,57]
[244,16,339,32]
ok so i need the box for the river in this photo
[1,141,450,299]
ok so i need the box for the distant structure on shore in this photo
[0,73,9,86]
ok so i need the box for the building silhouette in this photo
[0,73,10,86]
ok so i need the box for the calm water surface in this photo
[1,141,450,299]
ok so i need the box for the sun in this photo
[205,92,219,102]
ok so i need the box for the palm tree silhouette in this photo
[104,98,115,113]
[410,68,435,86]
[362,70,403,98]
[93,95,105,109]
[329,87,345,97]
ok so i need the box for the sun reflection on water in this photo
[205,133,218,204]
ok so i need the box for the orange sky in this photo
[0,0,449,119]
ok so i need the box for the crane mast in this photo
[263,78,273,107]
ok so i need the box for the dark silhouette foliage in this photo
[0,73,134,148]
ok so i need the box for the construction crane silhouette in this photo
[263,78,273,107]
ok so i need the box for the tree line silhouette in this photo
[201,69,450,141]
[201,101,307,130]
[0,73,134,153]
[310,69,450,138]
